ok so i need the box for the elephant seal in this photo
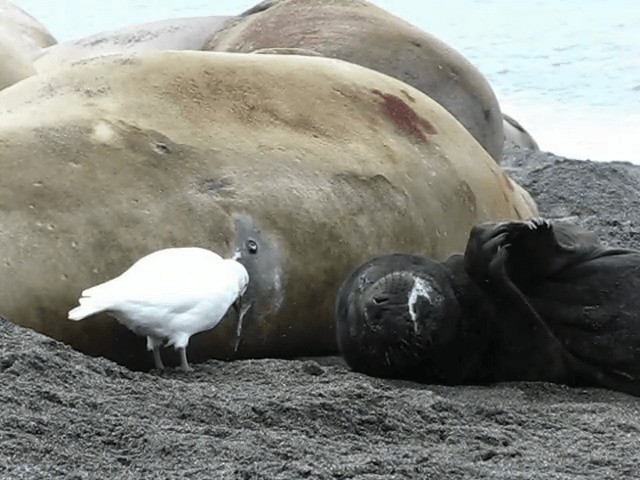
[335,253,491,384]
[0,51,535,370]
[0,31,36,90]
[503,113,539,151]
[0,0,56,53]
[337,218,640,396]
[203,0,505,163]
[0,0,52,90]
[33,16,233,72]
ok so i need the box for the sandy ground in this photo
[2,145,640,479]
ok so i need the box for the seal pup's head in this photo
[336,253,463,382]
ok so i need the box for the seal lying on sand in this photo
[503,113,539,151]
[337,218,640,396]
[0,51,536,370]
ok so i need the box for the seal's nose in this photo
[372,295,389,305]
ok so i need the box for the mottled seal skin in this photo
[0,51,536,370]
[503,113,539,151]
[337,218,640,396]
[204,0,505,163]
[33,16,233,72]
[336,254,491,384]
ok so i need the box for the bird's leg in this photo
[146,336,165,370]
[152,346,165,370]
[179,347,193,373]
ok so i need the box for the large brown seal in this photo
[0,51,536,369]
[203,0,505,163]
[0,31,36,90]
[0,0,54,90]
[0,0,56,53]
[33,16,233,72]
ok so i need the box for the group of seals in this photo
[14,0,537,162]
[337,218,640,396]
[204,0,505,163]
[0,50,536,370]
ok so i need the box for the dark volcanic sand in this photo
[2,146,640,479]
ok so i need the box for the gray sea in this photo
[16,0,640,163]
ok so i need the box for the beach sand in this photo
[2,145,640,479]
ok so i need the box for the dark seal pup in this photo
[336,218,640,396]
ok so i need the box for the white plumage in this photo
[68,247,249,372]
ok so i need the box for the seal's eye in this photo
[246,239,258,254]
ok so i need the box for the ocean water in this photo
[15,0,640,163]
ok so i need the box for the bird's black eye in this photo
[246,239,258,254]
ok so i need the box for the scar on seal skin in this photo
[336,218,640,397]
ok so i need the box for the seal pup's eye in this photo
[246,239,258,254]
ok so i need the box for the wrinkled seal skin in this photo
[203,0,505,163]
[33,16,233,72]
[0,51,536,370]
[337,219,640,396]
[503,113,539,151]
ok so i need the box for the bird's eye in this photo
[246,239,258,254]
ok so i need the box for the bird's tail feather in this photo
[67,297,108,321]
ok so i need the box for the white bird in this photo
[67,247,249,372]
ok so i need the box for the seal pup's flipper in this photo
[464,220,571,382]
[466,218,605,286]
[473,219,640,395]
